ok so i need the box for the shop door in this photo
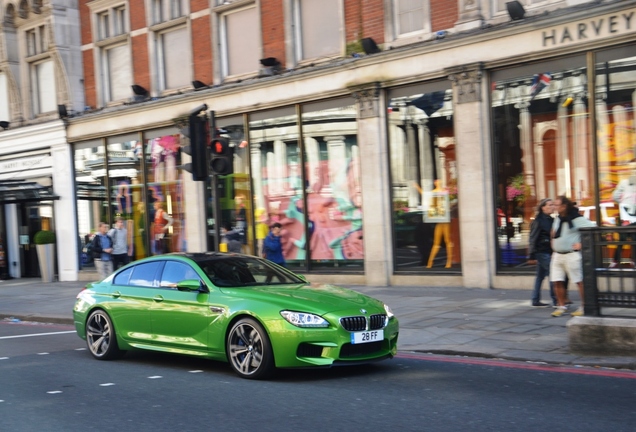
[19,203,54,278]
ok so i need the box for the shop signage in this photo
[542,9,634,47]
[0,155,51,174]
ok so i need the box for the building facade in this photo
[1,0,634,288]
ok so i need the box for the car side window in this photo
[112,267,133,285]
[160,261,200,288]
[129,262,164,287]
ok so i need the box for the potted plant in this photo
[34,230,56,283]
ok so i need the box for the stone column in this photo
[250,143,265,210]
[574,93,589,200]
[446,63,494,289]
[516,101,535,196]
[350,82,392,285]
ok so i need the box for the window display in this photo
[388,83,459,271]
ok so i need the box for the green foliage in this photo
[34,230,56,245]
[346,40,363,57]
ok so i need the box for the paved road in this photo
[1,278,635,370]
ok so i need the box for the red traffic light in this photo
[211,137,230,155]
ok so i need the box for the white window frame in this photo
[219,4,260,78]
[490,0,566,19]
[212,0,262,82]
[155,25,192,92]
[89,1,131,106]
[384,0,431,49]
[291,0,344,64]
[25,25,48,57]
[30,59,57,115]
[150,0,187,24]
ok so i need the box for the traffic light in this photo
[181,112,209,181]
[210,136,233,176]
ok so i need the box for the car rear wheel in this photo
[86,310,122,360]
[227,318,274,379]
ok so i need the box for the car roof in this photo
[162,252,257,263]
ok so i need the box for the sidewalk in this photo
[1,277,635,370]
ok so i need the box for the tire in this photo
[85,310,122,360]
[226,318,274,379]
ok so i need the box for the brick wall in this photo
[361,0,385,43]
[431,0,458,32]
[82,50,96,109]
[131,34,151,92]
[192,16,213,85]
[260,0,286,64]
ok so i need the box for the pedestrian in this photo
[262,222,285,267]
[94,222,114,280]
[108,216,132,270]
[550,196,595,317]
[527,198,557,307]
[222,221,243,253]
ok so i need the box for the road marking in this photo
[189,370,203,373]
[0,330,76,340]
[0,357,8,360]
[37,352,49,355]
[100,383,115,387]
[47,391,62,394]
[397,352,636,379]
[148,376,162,379]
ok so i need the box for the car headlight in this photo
[280,311,329,328]
[384,304,395,319]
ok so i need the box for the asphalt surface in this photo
[1,274,635,370]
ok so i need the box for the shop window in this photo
[301,99,363,269]
[145,132,186,256]
[157,26,191,91]
[74,140,109,270]
[107,138,144,260]
[595,47,636,267]
[249,107,305,270]
[219,5,259,77]
[215,116,253,254]
[491,55,591,269]
[293,0,342,61]
[388,83,459,272]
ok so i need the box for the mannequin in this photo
[426,180,453,268]
[613,162,636,224]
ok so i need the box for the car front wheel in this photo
[227,318,274,379]
[86,310,122,360]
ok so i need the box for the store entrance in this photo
[18,203,55,278]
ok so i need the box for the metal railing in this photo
[580,226,636,317]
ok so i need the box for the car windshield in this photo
[195,256,304,287]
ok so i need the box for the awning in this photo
[0,180,60,204]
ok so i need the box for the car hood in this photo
[218,283,385,315]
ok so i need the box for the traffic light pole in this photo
[212,174,222,252]
[209,111,222,252]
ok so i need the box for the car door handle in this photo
[112,291,121,298]
[153,296,164,302]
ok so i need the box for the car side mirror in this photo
[176,279,208,293]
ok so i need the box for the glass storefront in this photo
[388,82,459,272]
[491,45,636,270]
[74,127,187,268]
[215,115,253,254]
[248,98,363,271]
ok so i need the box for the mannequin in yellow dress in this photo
[426,180,453,268]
